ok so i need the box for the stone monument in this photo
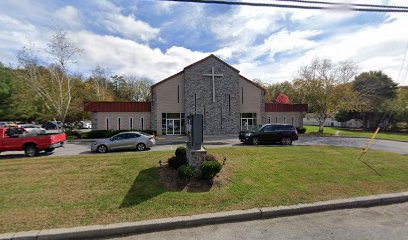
[186,114,207,173]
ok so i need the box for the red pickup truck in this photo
[0,127,66,157]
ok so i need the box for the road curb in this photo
[1,192,407,240]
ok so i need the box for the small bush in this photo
[65,129,81,138]
[205,154,217,161]
[167,155,187,169]
[175,146,187,157]
[201,161,222,179]
[177,164,195,180]
[296,127,307,134]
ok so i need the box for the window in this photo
[106,118,109,130]
[228,94,231,115]
[117,117,121,130]
[220,107,223,129]
[291,116,295,126]
[141,117,144,130]
[261,125,273,132]
[268,117,271,123]
[283,117,286,124]
[240,113,257,130]
[275,117,278,123]
[177,85,180,103]
[194,94,197,114]
[128,133,141,139]
[129,117,133,130]
[161,113,185,135]
[241,87,244,104]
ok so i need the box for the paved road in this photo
[111,203,408,240]
[1,136,407,159]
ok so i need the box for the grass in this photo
[304,125,408,142]
[1,146,408,233]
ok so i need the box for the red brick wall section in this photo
[265,103,308,112]
[85,102,151,112]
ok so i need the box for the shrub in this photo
[201,161,222,179]
[175,146,187,158]
[65,129,81,138]
[205,154,217,161]
[167,155,187,169]
[177,164,195,180]
[296,127,307,134]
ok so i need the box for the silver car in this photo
[19,124,46,135]
[91,132,155,153]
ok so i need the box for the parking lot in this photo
[1,135,407,159]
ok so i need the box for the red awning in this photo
[85,102,151,112]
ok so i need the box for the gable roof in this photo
[151,54,264,91]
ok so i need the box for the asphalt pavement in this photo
[110,202,408,240]
[0,135,407,159]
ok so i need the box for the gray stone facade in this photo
[183,57,241,135]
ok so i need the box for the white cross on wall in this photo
[202,67,223,102]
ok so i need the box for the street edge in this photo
[1,192,407,240]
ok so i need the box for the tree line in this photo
[257,58,407,133]
[0,31,152,123]
[0,31,406,132]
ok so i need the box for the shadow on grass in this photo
[120,166,212,208]
[120,167,166,208]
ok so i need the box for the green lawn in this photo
[1,146,408,233]
[304,125,408,142]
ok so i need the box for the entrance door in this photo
[241,118,255,130]
[166,119,181,135]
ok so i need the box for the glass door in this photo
[166,119,181,135]
[166,119,174,135]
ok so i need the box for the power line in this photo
[164,0,408,12]
[271,0,408,10]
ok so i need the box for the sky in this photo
[1,0,408,85]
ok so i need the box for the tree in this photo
[0,63,16,119]
[264,81,300,103]
[293,58,358,133]
[352,71,398,129]
[88,66,114,101]
[113,75,153,102]
[16,31,82,122]
[275,93,290,104]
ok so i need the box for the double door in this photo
[166,119,181,135]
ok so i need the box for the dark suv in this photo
[239,124,299,145]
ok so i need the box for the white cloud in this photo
[70,31,208,80]
[54,5,81,29]
[103,13,160,42]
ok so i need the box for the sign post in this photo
[186,114,207,173]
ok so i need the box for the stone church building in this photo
[85,55,308,135]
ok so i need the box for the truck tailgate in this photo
[49,133,67,145]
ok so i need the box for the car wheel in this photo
[97,145,108,153]
[281,137,292,145]
[136,143,146,151]
[24,145,39,157]
[252,137,260,145]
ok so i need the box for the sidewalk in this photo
[1,192,407,240]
